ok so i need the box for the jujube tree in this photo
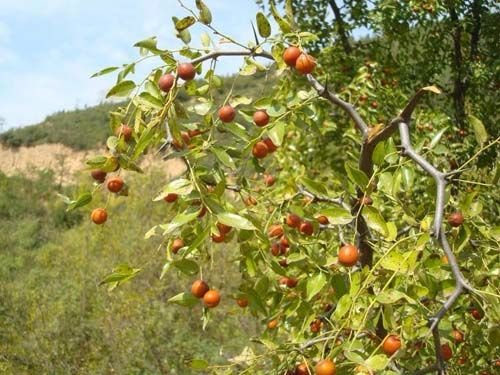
[75,1,499,374]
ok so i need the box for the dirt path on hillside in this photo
[0,144,186,183]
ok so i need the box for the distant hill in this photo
[0,72,272,150]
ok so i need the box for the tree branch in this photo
[327,0,352,55]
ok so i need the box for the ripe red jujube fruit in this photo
[177,62,196,80]
[218,105,236,123]
[283,46,301,67]
[295,53,316,75]
[158,73,175,92]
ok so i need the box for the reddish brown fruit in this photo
[310,319,322,333]
[286,277,298,288]
[315,359,336,375]
[107,176,124,193]
[211,233,225,243]
[457,356,466,365]
[177,62,196,81]
[203,289,221,308]
[262,137,278,152]
[278,258,288,267]
[217,222,232,235]
[245,196,257,206]
[264,174,276,187]
[197,205,207,218]
[338,244,360,267]
[158,73,175,92]
[448,211,464,227]
[218,105,236,123]
[283,46,301,67]
[191,280,209,298]
[360,196,373,206]
[452,329,464,344]
[252,141,269,159]
[181,131,191,145]
[91,208,108,225]
[236,298,248,308]
[268,224,284,238]
[271,243,281,256]
[286,213,302,228]
[470,308,482,320]
[267,319,278,329]
[359,94,368,102]
[440,343,453,361]
[299,221,314,236]
[280,236,290,249]
[115,124,133,142]
[253,110,270,127]
[164,193,178,203]
[91,169,107,183]
[295,362,310,375]
[171,238,184,254]
[370,101,378,109]
[382,335,401,356]
[317,215,329,225]
[188,129,202,138]
[295,53,316,75]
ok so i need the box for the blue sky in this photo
[0,0,264,130]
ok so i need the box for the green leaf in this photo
[270,1,291,33]
[300,176,328,196]
[90,66,119,78]
[469,115,489,144]
[172,259,199,275]
[195,0,212,25]
[190,359,209,370]
[363,206,388,237]
[212,147,236,169]
[268,122,285,146]
[66,192,92,211]
[319,207,353,225]
[380,251,409,273]
[345,162,369,188]
[106,80,135,98]
[168,292,199,307]
[230,95,252,107]
[99,264,141,291]
[185,225,211,256]
[192,101,212,115]
[160,210,200,235]
[306,272,327,301]
[132,126,156,160]
[256,12,271,38]
[133,36,162,54]
[334,294,352,320]
[217,212,256,230]
[365,354,389,370]
[429,127,448,149]
[154,179,193,201]
[175,16,196,31]
[134,92,164,110]
[376,290,414,304]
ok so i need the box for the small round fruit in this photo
[262,137,278,152]
[283,46,301,67]
[203,289,221,308]
[267,319,278,329]
[177,62,196,81]
[253,110,270,127]
[164,193,178,203]
[218,105,236,123]
[271,243,281,256]
[107,176,124,193]
[295,362,310,375]
[91,169,107,183]
[158,73,175,92]
[299,221,314,236]
[448,211,464,227]
[295,53,316,75]
[382,335,401,356]
[91,208,108,224]
[451,329,464,344]
[317,215,329,225]
[338,244,360,267]
[315,359,336,375]
[115,124,133,142]
[236,298,248,308]
[280,236,289,249]
[252,141,269,159]
[268,224,284,238]
[191,279,209,298]
[310,319,322,333]
[286,277,298,288]
[371,101,378,109]
[197,205,208,218]
[211,233,225,243]
[470,308,482,320]
[217,222,232,235]
[440,343,452,361]
[279,258,288,267]
[360,196,373,206]
[171,238,184,254]
[264,174,276,187]
[286,213,301,228]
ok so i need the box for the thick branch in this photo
[469,0,482,62]
[327,0,352,55]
